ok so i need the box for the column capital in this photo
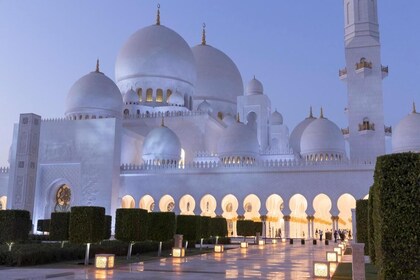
[331,215,339,221]
[283,215,291,222]
[306,215,315,221]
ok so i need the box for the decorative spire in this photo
[156,4,161,25]
[320,107,324,118]
[309,106,313,118]
[413,102,417,113]
[95,58,100,72]
[253,75,256,80]
[161,117,165,127]
[201,23,206,45]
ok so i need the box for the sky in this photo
[0,1,419,166]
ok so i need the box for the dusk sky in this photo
[0,1,419,166]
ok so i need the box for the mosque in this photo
[0,0,419,239]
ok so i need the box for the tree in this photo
[209,217,228,238]
[176,215,201,247]
[237,220,255,241]
[148,212,176,256]
[0,210,31,251]
[69,206,105,265]
[103,215,112,240]
[115,209,149,259]
[49,212,70,248]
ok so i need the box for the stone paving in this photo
[0,240,348,279]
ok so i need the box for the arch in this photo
[0,196,7,210]
[217,112,224,120]
[243,194,261,221]
[121,195,135,209]
[246,111,257,123]
[179,194,195,215]
[156,89,163,103]
[159,194,175,212]
[265,194,284,238]
[337,193,356,230]
[289,194,308,238]
[166,89,172,102]
[146,88,153,102]
[123,109,129,115]
[221,194,239,237]
[137,88,142,102]
[313,193,332,234]
[200,194,217,217]
[139,195,155,212]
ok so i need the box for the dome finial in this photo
[309,106,313,118]
[96,58,100,72]
[161,117,165,127]
[236,113,240,123]
[156,4,161,25]
[201,23,206,45]
[320,107,324,118]
[413,101,417,113]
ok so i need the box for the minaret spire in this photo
[156,4,161,25]
[413,102,417,114]
[201,23,206,45]
[95,59,100,72]
[320,107,324,119]
[309,106,313,118]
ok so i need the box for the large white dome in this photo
[392,106,420,153]
[218,121,259,162]
[142,124,181,164]
[300,116,346,161]
[290,109,316,155]
[65,68,123,119]
[192,43,243,115]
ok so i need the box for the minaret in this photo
[341,0,386,163]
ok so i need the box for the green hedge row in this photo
[209,217,228,237]
[237,220,255,237]
[69,206,105,244]
[368,185,376,264]
[148,212,176,242]
[0,210,31,248]
[115,209,148,242]
[371,153,420,279]
[36,219,50,233]
[355,199,369,255]
[49,212,70,242]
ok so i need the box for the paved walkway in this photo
[0,241,346,279]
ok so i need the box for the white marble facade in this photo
[0,0,419,238]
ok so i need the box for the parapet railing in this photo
[0,167,9,173]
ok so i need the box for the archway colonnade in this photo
[121,192,361,238]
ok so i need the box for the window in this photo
[18,161,24,168]
[166,89,172,102]
[137,88,142,102]
[156,89,163,102]
[146,88,153,102]
[54,184,71,212]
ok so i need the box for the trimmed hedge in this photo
[356,199,369,255]
[372,153,420,279]
[0,210,31,247]
[49,212,70,242]
[176,215,201,243]
[209,217,228,237]
[148,212,176,242]
[368,185,376,263]
[103,215,112,240]
[36,219,50,233]
[115,209,148,242]
[237,220,255,237]
[254,222,263,235]
[200,216,211,239]
[69,206,105,244]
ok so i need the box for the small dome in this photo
[218,121,259,161]
[392,106,420,153]
[290,108,316,154]
[167,90,184,106]
[123,88,138,104]
[65,69,123,119]
[270,110,283,125]
[192,43,243,114]
[142,124,181,164]
[300,117,346,160]
[197,100,213,113]
[246,77,263,95]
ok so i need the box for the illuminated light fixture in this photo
[214,244,224,253]
[95,254,115,269]
[313,261,330,278]
[334,247,342,256]
[240,242,248,248]
[338,243,345,251]
[326,251,338,262]
[281,238,286,243]
[258,240,265,245]
[172,247,185,258]
[329,262,337,276]
[272,239,277,244]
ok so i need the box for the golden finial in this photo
[320,107,324,118]
[236,113,240,123]
[413,102,417,113]
[96,58,100,72]
[309,106,313,118]
[156,4,161,25]
[161,117,165,127]
[201,23,206,45]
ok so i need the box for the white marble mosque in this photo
[0,0,419,238]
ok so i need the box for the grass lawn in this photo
[332,263,378,280]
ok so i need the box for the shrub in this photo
[356,199,369,254]
[49,212,70,243]
[103,215,112,240]
[368,185,376,263]
[200,216,211,239]
[254,222,263,235]
[36,219,50,233]
[237,220,255,238]
[148,212,176,242]
[372,153,420,279]
[0,210,31,251]
[176,215,201,243]
[209,217,228,237]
